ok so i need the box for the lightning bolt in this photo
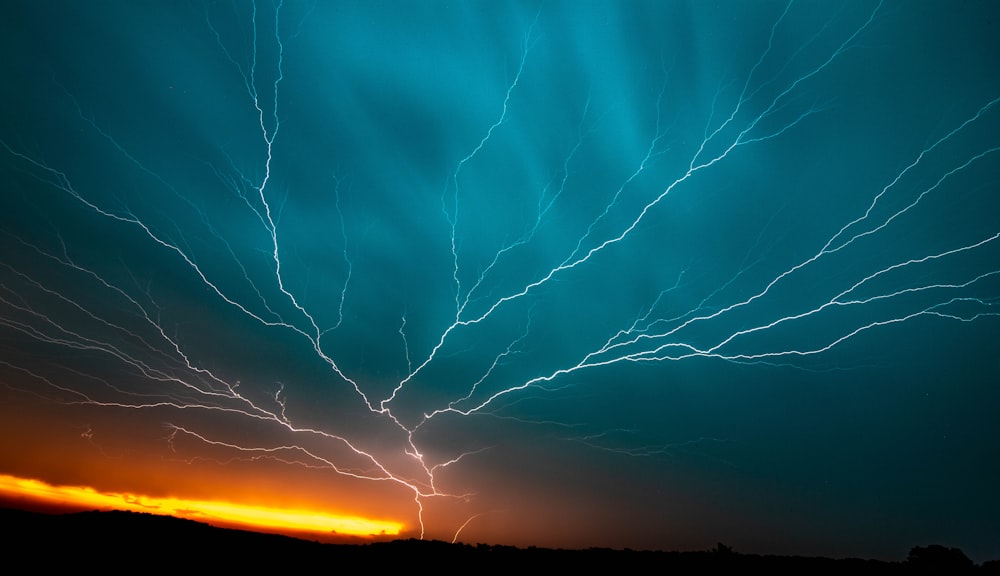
[1,0,996,545]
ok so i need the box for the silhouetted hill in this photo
[1,507,992,573]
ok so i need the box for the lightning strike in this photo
[1,0,997,553]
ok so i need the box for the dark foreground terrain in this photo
[2,507,994,573]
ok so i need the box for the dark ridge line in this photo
[1,507,993,573]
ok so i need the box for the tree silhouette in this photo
[906,545,974,572]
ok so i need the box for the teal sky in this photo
[1,0,998,561]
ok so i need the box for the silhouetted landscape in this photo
[2,507,995,573]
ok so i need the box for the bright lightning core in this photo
[1,0,999,559]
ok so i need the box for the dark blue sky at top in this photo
[1,0,998,561]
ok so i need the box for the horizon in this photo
[0,493,989,565]
[1,0,998,563]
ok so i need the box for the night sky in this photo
[1,0,999,561]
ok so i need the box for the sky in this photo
[1,0,998,561]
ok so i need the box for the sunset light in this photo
[0,474,403,538]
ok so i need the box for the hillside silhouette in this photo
[1,507,994,572]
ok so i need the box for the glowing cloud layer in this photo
[0,474,402,537]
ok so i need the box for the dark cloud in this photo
[1,0,998,561]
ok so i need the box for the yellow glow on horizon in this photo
[0,473,404,537]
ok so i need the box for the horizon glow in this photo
[0,473,403,537]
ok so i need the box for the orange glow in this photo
[0,473,403,537]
